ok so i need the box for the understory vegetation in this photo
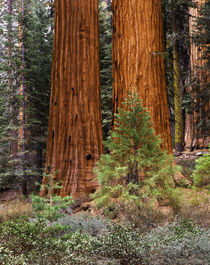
[0,207,209,265]
[0,93,209,265]
[0,1,209,264]
[92,93,180,215]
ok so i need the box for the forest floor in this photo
[1,148,208,200]
[0,148,209,227]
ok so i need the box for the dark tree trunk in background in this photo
[186,0,209,149]
[8,0,18,159]
[171,1,185,153]
[18,0,27,196]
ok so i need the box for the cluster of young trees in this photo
[0,0,209,197]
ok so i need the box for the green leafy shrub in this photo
[0,167,76,264]
[0,214,209,265]
[192,152,210,188]
[173,218,201,237]
[64,230,100,264]
[92,92,179,214]
[142,220,210,265]
[96,224,144,265]
[0,216,98,265]
[0,217,98,265]
[95,220,209,265]
[0,216,68,265]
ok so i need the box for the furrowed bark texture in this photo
[112,0,172,153]
[185,6,197,149]
[186,0,210,149]
[41,0,103,198]
[171,2,184,153]
[173,41,184,152]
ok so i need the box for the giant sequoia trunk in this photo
[185,0,209,149]
[112,0,172,152]
[41,0,103,198]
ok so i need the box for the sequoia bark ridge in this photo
[41,0,103,198]
[112,0,172,152]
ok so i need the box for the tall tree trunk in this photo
[8,0,18,159]
[186,0,209,149]
[41,0,103,198]
[18,0,27,196]
[173,40,184,152]
[112,0,172,153]
[172,0,185,153]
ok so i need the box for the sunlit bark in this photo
[41,0,103,198]
[112,0,172,152]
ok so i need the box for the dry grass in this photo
[177,188,210,228]
[0,187,209,230]
[0,198,33,222]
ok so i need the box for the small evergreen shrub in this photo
[31,166,73,221]
[92,92,179,214]
[192,151,210,188]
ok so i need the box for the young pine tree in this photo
[192,150,210,188]
[93,92,179,211]
[31,165,73,221]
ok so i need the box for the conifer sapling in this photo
[31,165,73,221]
[93,92,179,211]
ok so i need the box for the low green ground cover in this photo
[0,213,209,265]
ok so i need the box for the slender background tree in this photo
[99,0,112,140]
[189,0,209,149]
